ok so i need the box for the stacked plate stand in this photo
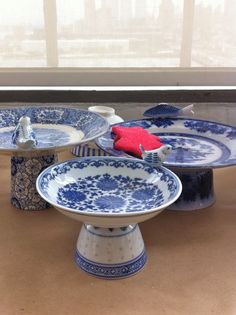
[0,106,108,210]
[95,117,236,211]
[36,157,182,279]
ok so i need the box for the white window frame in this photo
[0,68,235,87]
[0,0,236,88]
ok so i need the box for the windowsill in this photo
[0,86,236,91]
[0,86,236,103]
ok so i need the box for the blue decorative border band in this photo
[75,249,147,279]
[84,224,137,238]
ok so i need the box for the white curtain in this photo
[0,0,235,68]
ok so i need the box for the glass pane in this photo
[57,0,184,67]
[0,0,46,67]
[192,0,236,67]
[1,0,236,68]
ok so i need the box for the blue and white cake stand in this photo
[96,118,236,210]
[36,157,182,279]
[0,106,108,210]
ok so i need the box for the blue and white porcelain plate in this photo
[0,106,109,153]
[95,118,236,169]
[36,157,182,218]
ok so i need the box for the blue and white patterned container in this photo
[36,156,182,278]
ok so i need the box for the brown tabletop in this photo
[0,151,236,315]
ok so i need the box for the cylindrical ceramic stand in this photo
[75,224,147,279]
[168,167,215,211]
[11,152,58,210]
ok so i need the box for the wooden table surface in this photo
[0,151,236,315]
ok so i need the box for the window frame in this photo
[1,0,236,88]
[0,67,236,87]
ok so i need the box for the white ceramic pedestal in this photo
[36,157,182,279]
[75,224,147,279]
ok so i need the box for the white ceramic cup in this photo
[88,106,124,125]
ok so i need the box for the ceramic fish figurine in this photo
[143,103,194,118]
[12,116,37,149]
[139,144,172,166]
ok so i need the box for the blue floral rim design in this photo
[95,117,236,169]
[36,157,182,217]
[0,106,109,153]
[75,249,147,279]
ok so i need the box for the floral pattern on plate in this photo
[37,157,181,215]
[96,118,236,168]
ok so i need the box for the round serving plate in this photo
[95,117,236,168]
[0,106,109,210]
[95,117,236,210]
[36,157,182,227]
[0,106,109,154]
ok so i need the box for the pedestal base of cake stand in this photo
[11,152,58,210]
[75,224,147,279]
[168,168,215,211]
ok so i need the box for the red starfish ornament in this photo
[112,126,163,157]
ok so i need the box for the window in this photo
[0,0,235,86]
